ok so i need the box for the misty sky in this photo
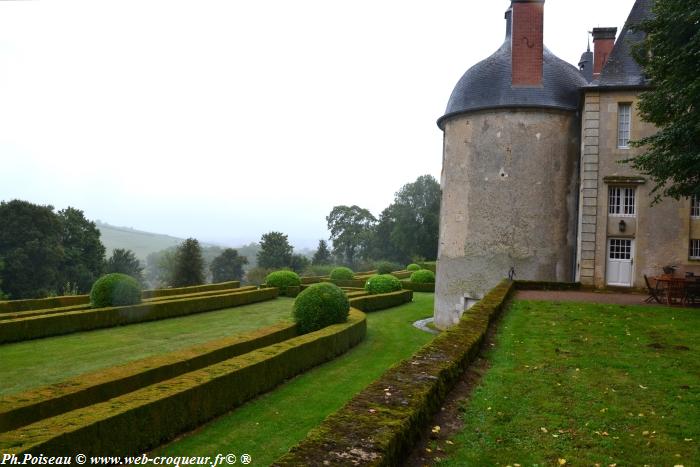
[0,0,635,249]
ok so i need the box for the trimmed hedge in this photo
[265,271,301,295]
[293,283,350,334]
[406,263,421,271]
[0,287,258,323]
[300,276,323,285]
[364,274,402,295]
[410,269,435,284]
[329,267,354,281]
[141,280,240,299]
[90,274,142,308]
[0,281,242,314]
[274,280,515,466]
[401,280,435,293]
[0,288,279,344]
[0,309,367,457]
[390,270,413,280]
[418,261,437,273]
[349,289,413,312]
[322,278,369,289]
[0,321,297,433]
[0,295,89,314]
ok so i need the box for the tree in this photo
[627,0,700,201]
[326,205,377,267]
[0,257,6,300]
[210,248,248,282]
[389,175,441,261]
[311,240,332,265]
[0,200,64,299]
[290,254,310,273]
[257,232,293,269]
[145,249,178,289]
[57,207,106,294]
[106,248,145,284]
[172,238,205,287]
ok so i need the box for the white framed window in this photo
[692,195,700,219]
[608,186,636,217]
[691,240,700,260]
[618,103,632,148]
[609,238,633,260]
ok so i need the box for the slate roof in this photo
[595,0,653,88]
[437,23,587,129]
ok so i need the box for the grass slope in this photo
[97,223,185,261]
[0,297,294,396]
[438,300,700,466]
[152,292,436,465]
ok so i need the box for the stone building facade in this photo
[435,0,699,329]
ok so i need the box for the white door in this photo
[607,238,634,287]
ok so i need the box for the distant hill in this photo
[96,222,187,261]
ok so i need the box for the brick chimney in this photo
[592,27,617,78]
[511,0,545,87]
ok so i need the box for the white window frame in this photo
[608,186,636,217]
[692,195,700,219]
[617,103,632,149]
[691,239,700,260]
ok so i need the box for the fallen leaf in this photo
[432,426,441,434]
[445,440,454,445]
[639,384,648,389]
[558,459,567,466]
[541,427,548,433]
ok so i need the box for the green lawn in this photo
[438,300,700,466]
[0,297,294,396]
[153,292,435,466]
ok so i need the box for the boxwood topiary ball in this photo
[406,263,421,271]
[329,267,354,281]
[265,270,301,290]
[293,282,350,334]
[410,269,436,284]
[90,273,142,308]
[364,274,402,295]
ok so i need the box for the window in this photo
[618,103,631,148]
[609,238,632,260]
[691,240,700,260]
[692,195,700,218]
[609,186,636,216]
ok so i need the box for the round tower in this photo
[435,0,587,329]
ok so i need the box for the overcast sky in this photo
[0,0,635,249]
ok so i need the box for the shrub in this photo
[406,263,421,271]
[329,267,354,281]
[302,264,335,277]
[245,267,271,286]
[374,261,402,275]
[293,283,349,333]
[410,269,435,284]
[90,273,142,308]
[364,274,402,295]
[265,270,301,290]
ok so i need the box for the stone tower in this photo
[434,0,587,329]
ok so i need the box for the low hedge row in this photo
[141,280,240,299]
[0,288,279,344]
[0,287,259,323]
[418,261,437,273]
[0,309,367,457]
[274,280,514,466]
[322,278,369,288]
[514,280,583,291]
[0,281,242,314]
[0,295,89,314]
[401,280,435,293]
[300,276,323,285]
[390,270,412,280]
[349,289,413,312]
[0,321,297,432]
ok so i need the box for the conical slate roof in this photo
[437,22,587,129]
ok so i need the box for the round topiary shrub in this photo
[90,273,142,308]
[364,274,402,295]
[410,269,436,283]
[265,270,301,291]
[293,282,350,333]
[374,261,401,275]
[406,263,421,271]
[329,267,354,281]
